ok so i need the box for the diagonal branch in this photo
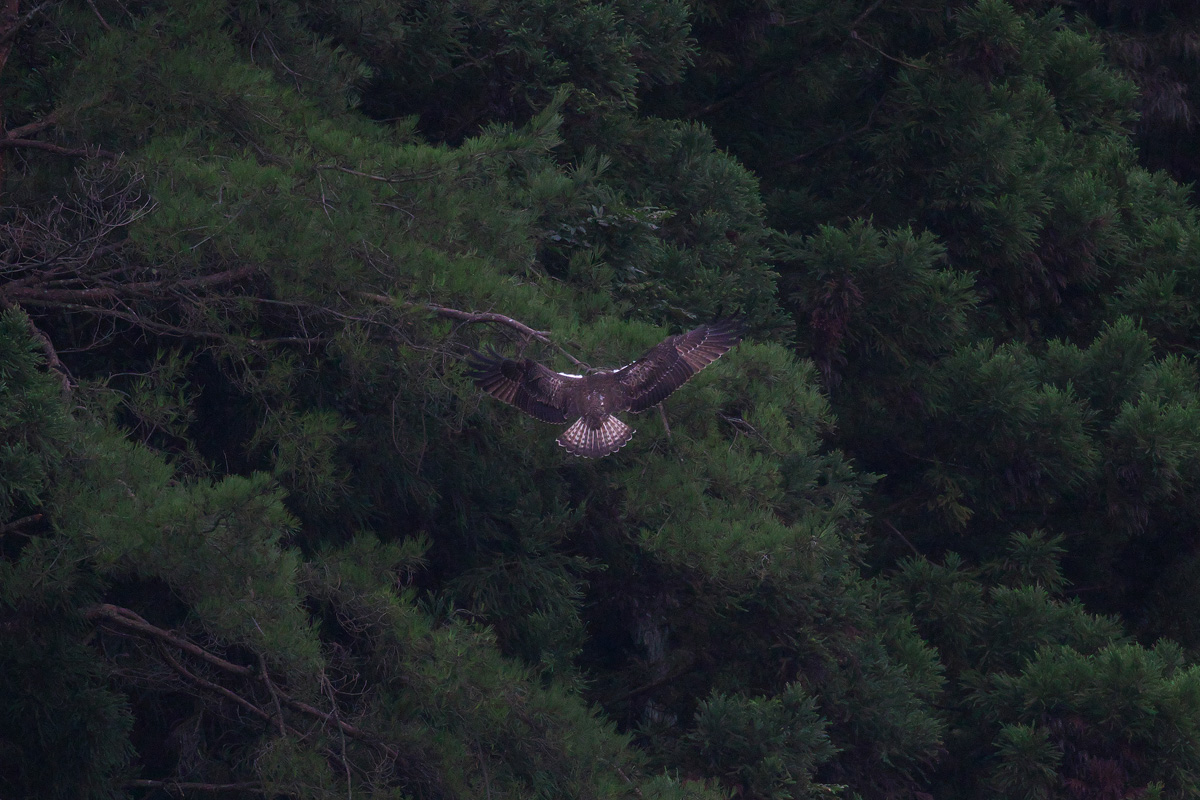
[85,603,255,677]
[0,513,42,535]
[358,293,590,368]
[3,110,60,141]
[424,304,552,342]
[2,265,257,304]
[0,1,49,50]
[84,0,111,31]
[0,137,119,159]
[155,642,275,727]
[280,694,398,757]
[122,780,262,794]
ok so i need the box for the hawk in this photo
[468,320,744,458]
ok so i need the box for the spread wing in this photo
[467,348,576,424]
[618,320,744,413]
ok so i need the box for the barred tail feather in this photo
[557,416,634,458]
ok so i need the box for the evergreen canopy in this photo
[5,0,1200,798]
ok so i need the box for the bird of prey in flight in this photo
[468,320,744,458]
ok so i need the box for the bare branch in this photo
[85,604,255,677]
[424,303,551,341]
[122,780,262,794]
[882,519,921,557]
[769,97,885,169]
[315,164,441,185]
[0,1,49,50]
[2,265,257,305]
[0,513,43,535]
[155,643,276,727]
[849,0,888,31]
[849,30,927,71]
[358,293,590,368]
[3,110,60,141]
[280,694,399,758]
[323,673,354,794]
[85,0,112,31]
[10,300,238,342]
[686,65,790,121]
[0,138,119,159]
[615,766,644,799]
[130,265,258,293]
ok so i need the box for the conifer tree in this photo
[9,0,1200,797]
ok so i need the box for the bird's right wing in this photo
[467,349,576,424]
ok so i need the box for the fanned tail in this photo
[557,416,634,458]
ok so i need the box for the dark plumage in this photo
[468,320,744,458]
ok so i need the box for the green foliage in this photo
[681,684,838,800]
[976,642,1200,799]
[0,310,67,518]
[60,430,323,678]
[0,314,133,799]
[1042,0,1200,186]
[892,533,1200,798]
[780,220,973,387]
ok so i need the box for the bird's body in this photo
[469,320,743,457]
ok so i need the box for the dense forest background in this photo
[5,0,1200,797]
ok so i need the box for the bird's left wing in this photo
[467,349,576,423]
[618,320,744,413]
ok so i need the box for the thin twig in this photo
[315,164,440,185]
[258,652,288,737]
[849,0,888,30]
[849,30,927,71]
[85,0,113,31]
[323,674,354,800]
[280,695,398,758]
[770,98,884,168]
[656,404,671,438]
[882,520,921,557]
